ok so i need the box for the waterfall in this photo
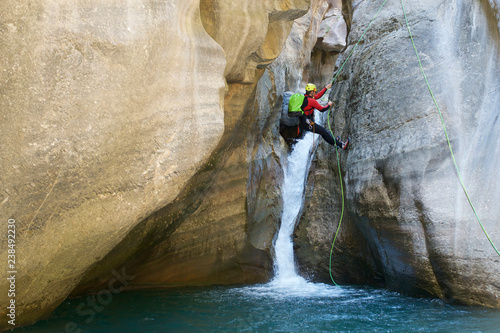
[272,132,315,285]
[240,122,340,297]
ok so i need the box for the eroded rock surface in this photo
[119,0,311,287]
[296,0,500,307]
[0,0,226,327]
[1,0,314,328]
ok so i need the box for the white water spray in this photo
[272,132,315,285]
[237,131,341,298]
[239,131,341,298]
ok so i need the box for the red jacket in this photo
[302,87,330,116]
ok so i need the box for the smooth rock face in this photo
[316,0,346,52]
[119,0,310,287]
[0,0,226,327]
[200,0,310,84]
[297,0,500,306]
[0,0,314,326]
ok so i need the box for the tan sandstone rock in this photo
[58,0,312,297]
[124,0,311,287]
[0,0,225,328]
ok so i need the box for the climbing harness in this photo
[327,0,500,287]
[400,0,500,257]
[327,0,389,286]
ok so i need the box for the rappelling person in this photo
[289,83,349,150]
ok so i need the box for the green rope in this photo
[328,149,344,286]
[400,0,500,256]
[327,0,389,286]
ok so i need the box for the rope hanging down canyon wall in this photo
[327,0,389,286]
[327,0,500,286]
[400,0,500,257]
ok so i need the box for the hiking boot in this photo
[342,137,350,150]
[336,136,343,149]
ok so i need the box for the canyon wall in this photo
[1,0,228,327]
[2,0,499,329]
[0,0,320,328]
[296,0,500,307]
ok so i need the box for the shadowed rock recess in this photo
[1,0,499,329]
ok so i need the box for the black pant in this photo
[301,121,342,148]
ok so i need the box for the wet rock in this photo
[297,0,500,307]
